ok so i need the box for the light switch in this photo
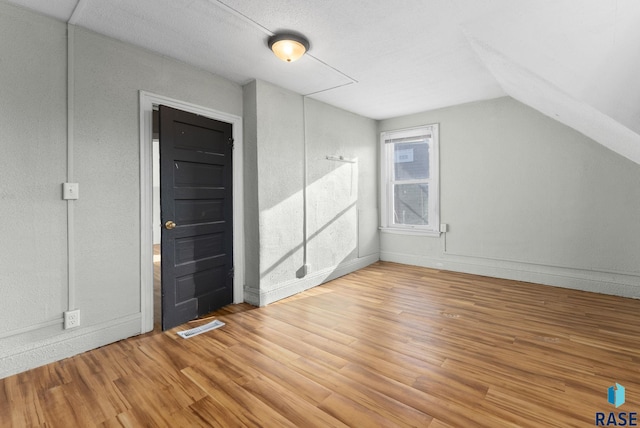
[63,183,79,200]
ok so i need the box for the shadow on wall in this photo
[260,201,358,280]
[260,160,359,282]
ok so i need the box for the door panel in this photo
[174,162,224,187]
[159,105,233,330]
[174,199,225,224]
[174,233,225,264]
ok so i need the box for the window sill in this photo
[379,227,441,237]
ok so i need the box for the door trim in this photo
[139,90,244,333]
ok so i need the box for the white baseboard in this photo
[381,251,640,299]
[244,287,260,307]
[248,255,379,306]
[0,314,142,379]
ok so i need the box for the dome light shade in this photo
[268,33,309,62]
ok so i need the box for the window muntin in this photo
[393,183,429,225]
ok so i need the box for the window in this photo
[380,124,439,235]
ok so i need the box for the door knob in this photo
[164,220,176,230]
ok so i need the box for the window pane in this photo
[393,183,429,225]
[394,141,429,180]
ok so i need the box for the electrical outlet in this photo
[64,309,81,329]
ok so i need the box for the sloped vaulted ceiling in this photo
[461,0,640,164]
[5,0,640,164]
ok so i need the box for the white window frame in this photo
[380,124,440,237]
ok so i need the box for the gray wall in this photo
[379,97,640,297]
[0,3,68,345]
[243,80,379,305]
[0,3,242,378]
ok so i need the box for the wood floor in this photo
[2,262,640,427]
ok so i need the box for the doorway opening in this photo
[152,109,161,331]
[157,105,235,330]
[139,91,245,334]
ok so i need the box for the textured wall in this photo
[0,2,242,378]
[242,81,260,290]
[72,28,242,326]
[380,97,640,297]
[0,4,68,352]
[305,98,378,269]
[254,81,305,291]
[244,80,379,305]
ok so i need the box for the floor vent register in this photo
[177,319,225,339]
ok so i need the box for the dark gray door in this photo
[159,105,233,330]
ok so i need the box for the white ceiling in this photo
[6,0,640,163]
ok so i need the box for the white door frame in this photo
[139,90,245,333]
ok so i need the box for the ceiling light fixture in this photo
[268,33,309,63]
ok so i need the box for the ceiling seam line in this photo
[211,0,274,35]
[210,0,359,93]
[306,54,359,84]
[67,0,88,25]
[303,81,356,97]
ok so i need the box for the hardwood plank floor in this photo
[2,262,640,427]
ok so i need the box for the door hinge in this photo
[228,267,235,278]
[228,137,234,150]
